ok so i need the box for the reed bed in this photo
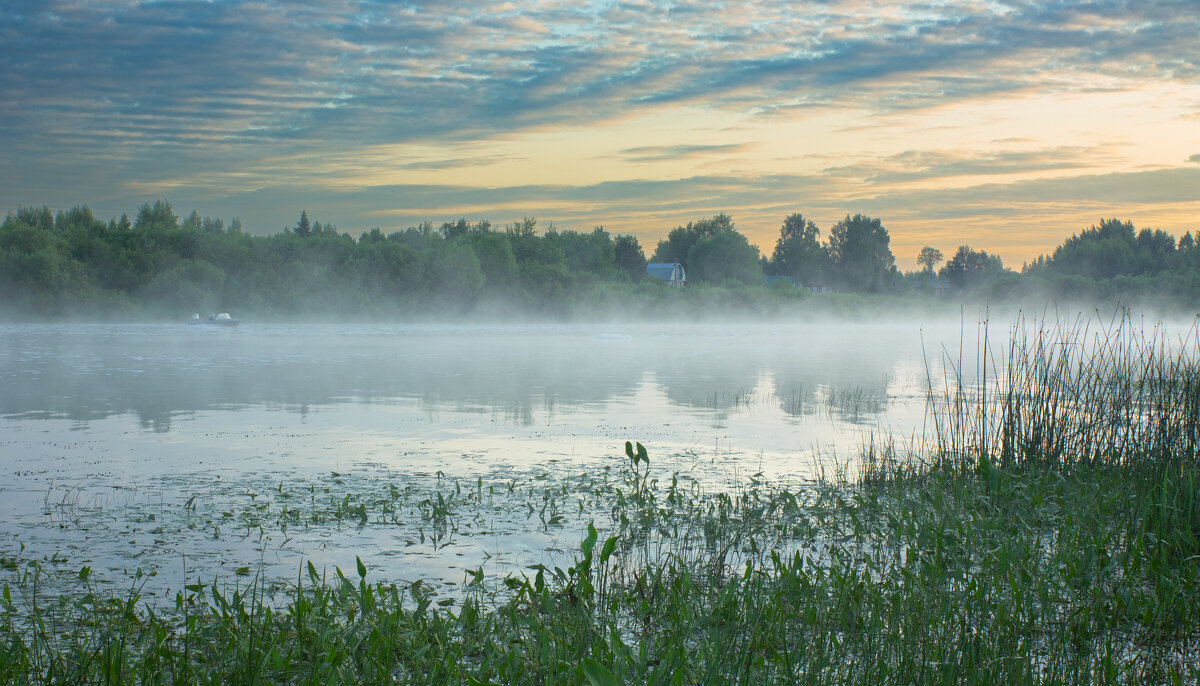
[925,311,1200,473]
[2,315,1199,684]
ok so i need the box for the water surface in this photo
[1,320,970,599]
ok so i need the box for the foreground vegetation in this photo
[2,317,1198,684]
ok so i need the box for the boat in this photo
[190,312,240,326]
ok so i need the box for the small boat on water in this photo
[190,312,240,327]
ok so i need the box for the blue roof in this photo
[646,262,685,281]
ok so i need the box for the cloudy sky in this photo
[2,0,1198,267]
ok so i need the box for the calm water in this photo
[0,319,977,600]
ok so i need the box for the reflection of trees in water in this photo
[0,328,649,426]
[656,331,900,425]
[0,324,914,427]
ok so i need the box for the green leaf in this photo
[78,565,91,581]
[599,535,619,565]
[624,441,634,459]
[465,677,506,686]
[636,442,648,465]
[581,658,620,686]
[581,522,599,558]
[356,555,367,579]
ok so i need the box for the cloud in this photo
[3,0,1198,259]
[824,147,1116,184]
[618,143,752,163]
[1189,154,1200,164]
[852,167,1200,220]
[3,0,1196,159]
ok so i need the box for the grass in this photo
[2,314,1199,684]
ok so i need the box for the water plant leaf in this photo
[580,657,619,686]
[599,535,619,565]
[582,523,599,559]
[356,556,367,579]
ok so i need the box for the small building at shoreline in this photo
[646,262,686,287]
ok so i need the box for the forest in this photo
[2,201,1198,318]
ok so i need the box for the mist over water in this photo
[4,312,1182,599]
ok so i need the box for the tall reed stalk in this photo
[927,311,1200,473]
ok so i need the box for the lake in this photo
[0,317,1001,601]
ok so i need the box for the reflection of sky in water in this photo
[0,320,982,600]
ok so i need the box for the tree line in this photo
[1,201,1198,316]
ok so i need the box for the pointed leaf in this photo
[582,522,598,558]
[599,535,619,565]
[581,658,620,686]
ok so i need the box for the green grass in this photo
[2,315,1199,684]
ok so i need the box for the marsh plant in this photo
[2,315,1199,684]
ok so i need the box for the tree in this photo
[469,231,519,290]
[1135,228,1176,274]
[134,200,177,231]
[429,241,483,303]
[182,210,203,231]
[687,229,762,286]
[552,227,617,277]
[770,212,828,287]
[690,213,735,238]
[651,213,737,270]
[613,234,647,282]
[440,218,470,241]
[827,214,896,292]
[939,245,1007,290]
[295,210,312,238]
[917,246,943,275]
[651,226,698,267]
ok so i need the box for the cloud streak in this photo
[1,0,1197,265]
[4,1,1195,152]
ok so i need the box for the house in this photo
[646,262,686,287]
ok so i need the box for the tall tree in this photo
[827,214,895,292]
[687,229,762,286]
[770,212,828,286]
[917,246,943,275]
[613,234,647,282]
[651,213,737,269]
[134,200,177,231]
[939,245,1007,290]
[295,210,312,238]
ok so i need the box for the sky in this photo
[1,0,1198,268]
